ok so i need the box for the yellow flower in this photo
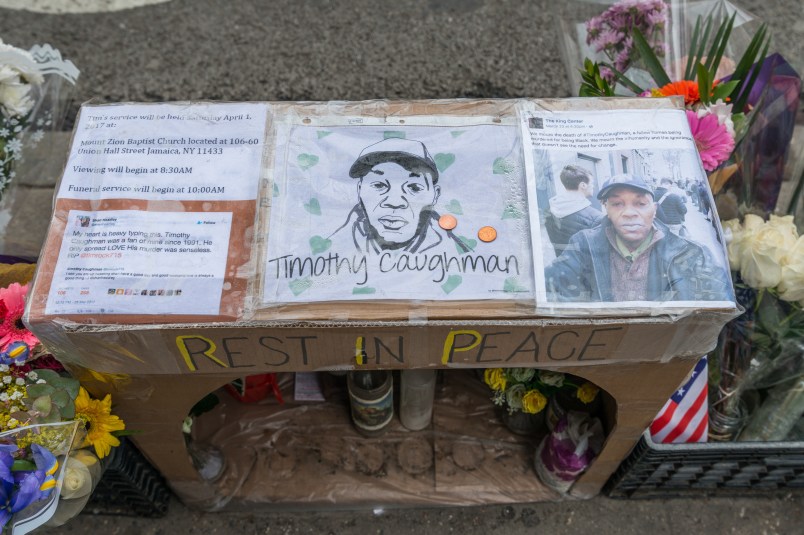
[74,387,125,459]
[521,390,547,414]
[577,382,600,404]
[483,368,507,392]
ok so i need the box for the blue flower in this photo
[0,342,29,366]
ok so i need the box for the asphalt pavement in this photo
[1,1,803,533]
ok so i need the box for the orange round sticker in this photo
[478,226,497,243]
[438,214,458,230]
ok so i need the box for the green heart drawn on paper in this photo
[289,278,313,296]
[492,157,515,175]
[450,131,466,138]
[298,153,319,170]
[272,183,280,197]
[304,198,321,215]
[434,153,456,172]
[309,235,332,255]
[384,131,406,139]
[446,199,463,215]
[352,287,377,295]
[502,204,524,219]
[317,131,332,139]
[441,275,462,294]
[503,277,528,293]
[456,236,477,254]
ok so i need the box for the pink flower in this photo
[686,110,735,172]
[0,283,39,351]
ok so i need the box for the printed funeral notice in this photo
[46,210,233,315]
[58,102,268,201]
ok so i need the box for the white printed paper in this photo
[58,102,268,201]
[46,210,233,315]
[262,121,533,303]
[522,108,735,310]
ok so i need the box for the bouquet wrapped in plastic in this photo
[0,38,79,259]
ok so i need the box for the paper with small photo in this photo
[522,108,736,311]
[261,119,533,304]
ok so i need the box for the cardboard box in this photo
[72,358,700,509]
[25,98,738,506]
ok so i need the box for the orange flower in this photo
[658,80,700,105]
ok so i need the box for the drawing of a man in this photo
[544,174,730,302]
[330,138,470,254]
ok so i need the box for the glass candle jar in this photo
[400,369,437,431]
[347,370,393,436]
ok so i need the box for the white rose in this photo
[722,218,744,271]
[738,217,794,289]
[505,384,527,411]
[0,69,35,118]
[778,236,804,302]
[60,457,93,500]
[538,370,565,387]
[0,40,43,83]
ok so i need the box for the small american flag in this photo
[650,357,709,443]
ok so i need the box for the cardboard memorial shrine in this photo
[26,98,738,376]
[22,97,740,506]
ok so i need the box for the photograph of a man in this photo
[544,165,603,256]
[544,174,730,302]
[329,138,470,254]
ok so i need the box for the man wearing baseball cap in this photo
[544,174,730,302]
[330,138,470,254]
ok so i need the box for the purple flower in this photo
[0,444,58,530]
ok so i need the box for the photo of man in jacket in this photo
[544,174,731,303]
[544,165,603,256]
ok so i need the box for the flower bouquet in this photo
[0,38,79,259]
[0,278,126,529]
[709,214,804,440]
[483,368,601,436]
[575,1,800,216]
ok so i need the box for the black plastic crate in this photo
[84,438,172,517]
[605,431,804,498]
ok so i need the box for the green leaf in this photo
[706,11,737,77]
[33,395,52,416]
[26,384,55,398]
[732,35,770,112]
[632,28,671,87]
[578,58,615,97]
[729,24,770,109]
[34,369,63,384]
[11,460,36,472]
[60,400,75,420]
[685,17,703,81]
[600,62,645,94]
[711,80,740,102]
[43,411,61,424]
[697,63,712,106]
[692,16,715,80]
[51,389,71,410]
[111,429,142,437]
[47,377,80,399]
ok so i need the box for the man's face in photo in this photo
[358,162,440,246]
[604,187,656,248]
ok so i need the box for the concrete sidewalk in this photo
[1,1,803,533]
